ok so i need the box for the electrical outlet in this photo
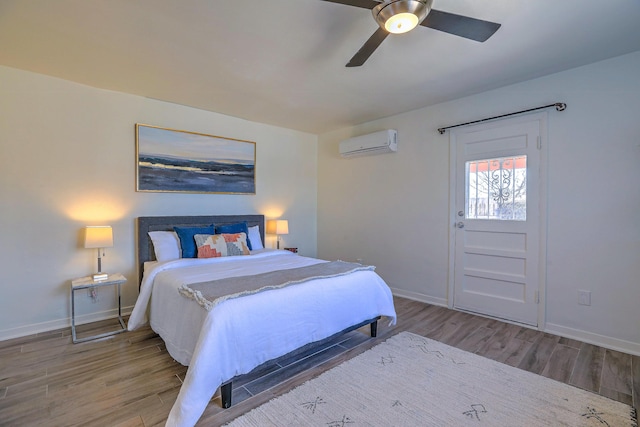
[578,290,591,306]
[88,288,99,303]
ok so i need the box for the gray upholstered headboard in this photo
[136,215,265,284]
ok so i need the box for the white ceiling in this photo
[1,0,640,134]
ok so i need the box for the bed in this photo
[128,215,397,427]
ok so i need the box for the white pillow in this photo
[148,231,181,262]
[248,225,264,250]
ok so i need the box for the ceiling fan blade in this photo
[346,27,389,67]
[321,0,379,10]
[420,9,501,42]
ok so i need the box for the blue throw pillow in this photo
[174,225,215,258]
[215,222,252,250]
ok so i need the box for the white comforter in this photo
[128,249,397,427]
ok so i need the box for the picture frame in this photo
[136,124,256,194]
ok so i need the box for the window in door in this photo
[465,156,527,221]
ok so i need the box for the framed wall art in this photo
[136,124,256,194]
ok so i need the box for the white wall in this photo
[318,51,640,355]
[0,66,317,340]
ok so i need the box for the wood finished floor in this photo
[1,297,638,426]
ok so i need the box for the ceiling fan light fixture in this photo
[384,12,418,34]
[373,0,433,35]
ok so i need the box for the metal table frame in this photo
[71,273,126,343]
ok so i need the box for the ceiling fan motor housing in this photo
[373,0,433,33]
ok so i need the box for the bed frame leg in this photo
[221,382,232,408]
[370,320,378,337]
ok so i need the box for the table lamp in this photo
[84,226,113,281]
[266,219,288,249]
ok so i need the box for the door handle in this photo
[456,222,465,229]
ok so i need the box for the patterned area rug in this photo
[226,332,637,426]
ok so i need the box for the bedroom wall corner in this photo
[317,51,640,355]
[0,65,318,341]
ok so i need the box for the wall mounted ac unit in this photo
[339,129,397,158]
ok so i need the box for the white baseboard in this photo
[390,289,640,356]
[390,287,448,307]
[5,300,638,358]
[545,322,640,357]
[0,305,134,342]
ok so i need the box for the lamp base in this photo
[93,273,109,281]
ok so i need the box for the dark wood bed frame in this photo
[136,215,379,408]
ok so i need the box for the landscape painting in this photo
[136,124,256,194]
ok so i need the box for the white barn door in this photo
[449,114,547,326]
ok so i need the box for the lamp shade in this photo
[266,219,289,235]
[84,226,113,249]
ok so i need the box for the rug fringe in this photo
[630,406,637,427]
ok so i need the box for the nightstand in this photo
[71,273,126,343]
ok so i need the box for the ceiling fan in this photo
[322,0,501,67]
